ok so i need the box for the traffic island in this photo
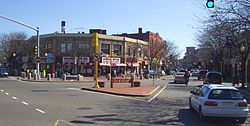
[80,85,161,97]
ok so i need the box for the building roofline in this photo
[30,32,148,45]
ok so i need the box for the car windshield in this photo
[208,89,244,100]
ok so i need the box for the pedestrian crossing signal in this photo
[206,0,214,8]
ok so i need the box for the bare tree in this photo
[196,0,250,86]
[0,32,32,73]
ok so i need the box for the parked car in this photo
[189,84,249,124]
[143,70,157,79]
[0,68,8,77]
[198,70,208,80]
[203,71,223,84]
[191,70,199,77]
[174,72,189,84]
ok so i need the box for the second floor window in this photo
[114,45,122,56]
[127,46,131,56]
[60,43,72,53]
[101,44,110,54]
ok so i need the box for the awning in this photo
[99,63,127,66]
[126,63,140,67]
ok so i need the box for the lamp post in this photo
[240,45,245,88]
[13,53,16,75]
[0,15,40,80]
[110,44,113,88]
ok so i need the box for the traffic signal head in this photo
[206,0,214,8]
[34,46,37,55]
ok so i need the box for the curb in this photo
[80,85,161,97]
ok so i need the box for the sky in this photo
[0,0,208,58]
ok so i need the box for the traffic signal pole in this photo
[0,15,40,80]
[93,33,100,88]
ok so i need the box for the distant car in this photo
[0,68,8,77]
[203,71,223,84]
[158,70,166,76]
[143,70,157,79]
[192,71,199,77]
[174,72,188,84]
[198,70,208,80]
[189,84,249,124]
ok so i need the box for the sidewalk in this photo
[81,84,161,97]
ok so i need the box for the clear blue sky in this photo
[0,0,207,58]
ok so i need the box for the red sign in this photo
[35,57,41,63]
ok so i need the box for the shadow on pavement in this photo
[71,95,249,126]
[178,109,243,126]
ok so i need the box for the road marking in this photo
[148,85,167,103]
[68,88,145,102]
[5,92,9,95]
[12,96,17,99]
[36,109,45,114]
[0,90,3,92]
[22,102,29,105]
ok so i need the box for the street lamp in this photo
[240,45,245,88]
[13,53,16,75]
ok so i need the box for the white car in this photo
[189,84,249,124]
[174,72,188,84]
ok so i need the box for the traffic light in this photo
[206,0,214,8]
[34,46,37,55]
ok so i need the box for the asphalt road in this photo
[0,76,249,126]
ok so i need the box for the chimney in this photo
[138,27,142,34]
[61,21,66,33]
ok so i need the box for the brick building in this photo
[30,30,148,77]
[114,28,165,69]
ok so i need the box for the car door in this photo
[191,88,203,111]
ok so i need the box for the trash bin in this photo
[133,81,141,87]
[98,81,105,87]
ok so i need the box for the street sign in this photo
[35,57,41,63]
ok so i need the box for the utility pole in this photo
[0,15,40,80]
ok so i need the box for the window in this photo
[78,43,90,49]
[114,45,122,56]
[101,44,110,54]
[202,86,210,96]
[127,46,131,55]
[60,42,72,53]
[208,89,244,100]
[60,43,66,53]
[78,43,90,54]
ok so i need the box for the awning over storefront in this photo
[126,63,140,67]
[99,63,127,66]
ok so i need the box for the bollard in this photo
[28,73,32,80]
[77,74,81,81]
[21,72,26,78]
[34,73,38,80]
[63,74,66,81]
[47,74,51,81]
